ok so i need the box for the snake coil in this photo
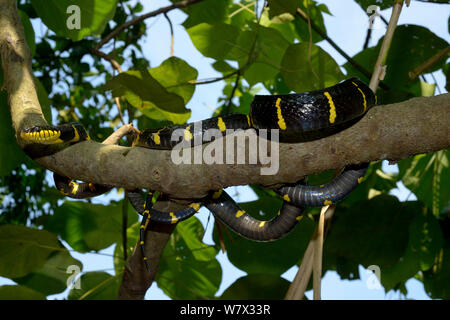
[21,77,376,268]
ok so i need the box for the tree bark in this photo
[1,0,449,300]
[8,93,450,200]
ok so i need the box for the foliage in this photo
[0,0,448,300]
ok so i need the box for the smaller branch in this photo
[312,205,326,300]
[305,2,320,82]
[285,205,336,300]
[187,69,241,85]
[369,1,404,91]
[91,48,123,73]
[408,46,450,80]
[91,48,126,125]
[363,27,372,50]
[94,0,205,51]
[284,236,313,300]
[101,123,138,145]
[380,14,389,26]
[229,1,256,18]
[163,12,175,57]
[115,97,126,126]
[224,71,241,115]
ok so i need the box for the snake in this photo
[20,77,376,269]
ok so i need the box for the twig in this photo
[91,48,126,125]
[363,27,372,49]
[91,48,123,73]
[187,69,241,85]
[312,205,329,300]
[408,46,450,80]
[101,123,138,145]
[380,14,389,26]
[305,1,320,82]
[224,71,241,115]
[163,12,174,57]
[229,1,256,18]
[284,206,336,300]
[369,0,404,91]
[94,0,205,51]
[284,237,313,300]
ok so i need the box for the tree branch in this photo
[2,0,449,202]
[11,94,450,199]
[94,0,205,51]
[2,0,449,301]
[408,45,450,81]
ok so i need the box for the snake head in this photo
[20,126,63,144]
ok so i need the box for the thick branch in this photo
[19,94,450,200]
[117,200,181,300]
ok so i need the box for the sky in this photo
[1,0,449,300]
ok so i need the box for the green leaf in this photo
[398,150,450,217]
[30,0,119,41]
[13,250,83,296]
[156,217,221,299]
[148,57,198,105]
[212,60,236,74]
[281,42,344,92]
[68,271,121,300]
[227,24,291,86]
[0,285,46,300]
[182,0,231,28]
[379,243,421,293]
[293,0,329,43]
[381,206,443,292]
[104,69,190,124]
[0,225,61,278]
[213,195,316,276]
[220,274,291,299]
[45,200,137,252]
[423,238,450,300]
[187,22,240,60]
[408,208,443,271]
[113,221,139,275]
[325,195,420,270]
[267,0,299,18]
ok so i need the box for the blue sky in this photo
[1,0,448,300]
